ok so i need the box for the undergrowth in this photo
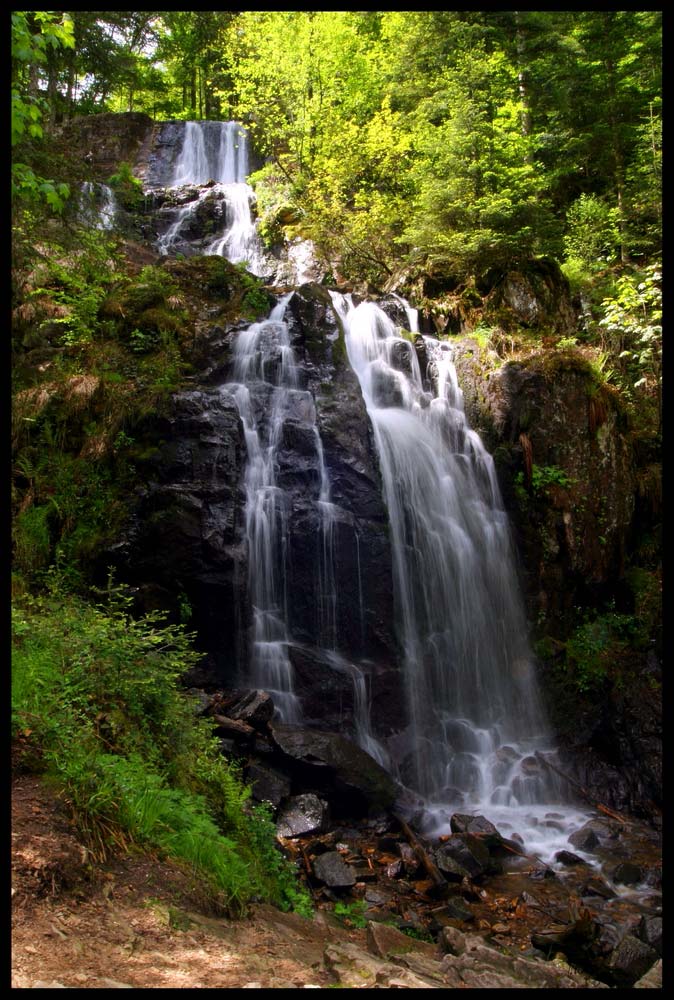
[11,575,312,918]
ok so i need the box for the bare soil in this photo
[11,772,364,989]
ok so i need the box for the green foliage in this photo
[13,504,52,575]
[11,12,74,213]
[14,226,121,349]
[12,585,310,916]
[398,925,435,943]
[107,162,144,212]
[233,264,271,319]
[514,464,572,504]
[599,264,661,393]
[563,605,647,693]
[333,899,368,929]
[563,194,620,269]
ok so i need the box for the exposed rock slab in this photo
[269,724,398,815]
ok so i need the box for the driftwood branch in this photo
[393,814,447,891]
[534,752,631,825]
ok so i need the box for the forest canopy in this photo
[12,9,661,282]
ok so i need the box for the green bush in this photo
[107,162,144,212]
[514,464,573,504]
[11,584,311,917]
[563,606,646,693]
[563,194,620,269]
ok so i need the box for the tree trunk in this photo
[514,11,533,165]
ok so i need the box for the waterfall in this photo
[223,290,387,766]
[225,294,301,722]
[80,182,118,230]
[157,120,266,274]
[331,293,589,851]
[171,120,249,185]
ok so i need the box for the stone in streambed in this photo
[276,794,329,838]
[312,851,357,889]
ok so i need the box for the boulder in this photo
[449,813,502,847]
[226,690,275,729]
[246,763,291,809]
[612,861,644,886]
[606,935,659,989]
[276,794,329,838]
[311,851,357,889]
[269,724,398,815]
[434,834,495,880]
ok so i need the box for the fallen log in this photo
[211,713,256,740]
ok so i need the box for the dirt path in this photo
[11,773,362,989]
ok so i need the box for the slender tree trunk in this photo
[514,12,532,141]
[65,61,75,119]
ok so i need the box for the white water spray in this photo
[330,292,591,854]
[158,121,266,273]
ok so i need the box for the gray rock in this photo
[276,793,329,838]
[449,813,502,847]
[438,925,467,956]
[612,861,644,886]
[434,833,493,879]
[554,850,585,866]
[269,724,398,814]
[637,915,662,955]
[607,934,659,988]
[312,851,356,888]
[246,762,291,808]
[568,824,600,852]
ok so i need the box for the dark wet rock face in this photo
[269,724,398,816]
[110,285,399,736]
[453,349,635,613]
[106,385,248,679]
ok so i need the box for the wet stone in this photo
[449,813,502,847]
[436,896,475,924]
[246,763,291,809]
[227,689,275,729]
[276,794,329,838]
[612,861,644,886]
[607,934,659,988]
[434,852,471,883]
[568,825,600,852]
[312,851,357,888]
[434,834,492,879]
[637,916,662,955]
[439,925,467,956]
[581,875,618,900]
[554,850,586,867]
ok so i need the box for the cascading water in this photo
[79,182,118,230]
[330,293,592,857]
[224,295,302,722]
[144,116,596,860]
[157,120,266,274]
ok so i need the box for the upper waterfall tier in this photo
[171,121,250,186]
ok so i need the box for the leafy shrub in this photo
[563,606,646,693]
[333,899,368,928]
[563,194,620,269]
[11,584,311,916]
[514,464,573,504]
[107,161,144,212]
